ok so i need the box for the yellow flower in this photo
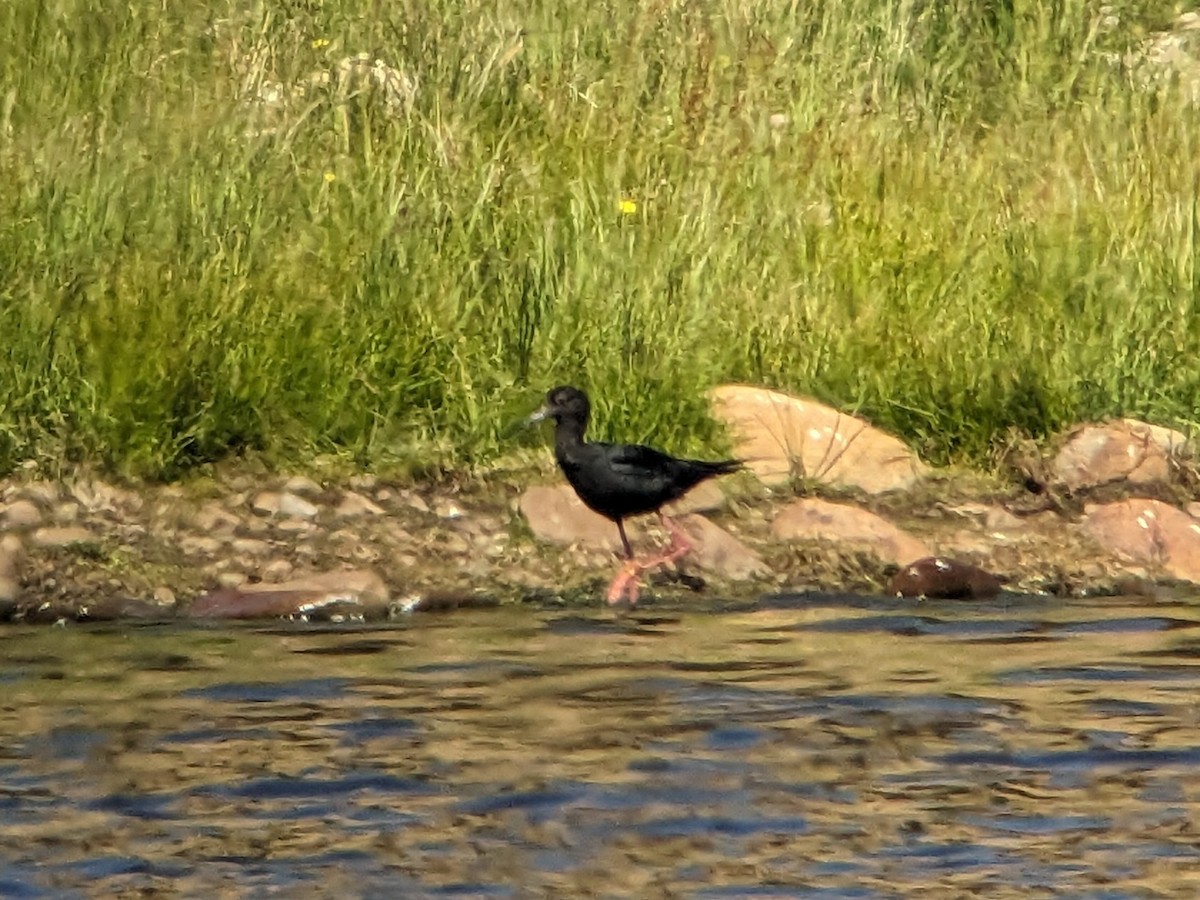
[311,38,330,49]
[323,171,336,183]
[618,198,637,215]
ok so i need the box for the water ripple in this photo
[1,594,1198,894]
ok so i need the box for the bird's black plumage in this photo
[530,385,741,533]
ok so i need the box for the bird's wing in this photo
[601,442,679,480]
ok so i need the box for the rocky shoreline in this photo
[2,386,1198,625]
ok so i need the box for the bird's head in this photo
[527,385,591,427]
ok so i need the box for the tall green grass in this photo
[1,0,1198,478]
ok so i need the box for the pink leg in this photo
[659,514,695,561]
[630,514,695,570]
[604,515,696,606]
[606,521,641,605]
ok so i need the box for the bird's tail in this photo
[706,458,744,476]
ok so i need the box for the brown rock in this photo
[192,502,242,534]
[230,537,272,557]
[677,514,768,580]
[271,569,388,603]
[519,484,632,552]
[188,589,321,619]
[401,492,430,514]
[52,502,79,523]
[31,526,98,549]
[251,491,283,515]
[17,482,59,506]
[244,517,270,535]
[2,499,42,529]
[888,557,1003,599]
[262,558,295,582]
[293,541,319,560]
[276,518,316,533]
[179,535,223,557]
[215,571,248,589]
[1052,419,1188,491]
[771,498,931,565]
[284,475,323,497]
[0,535,23,577]
[279,492,320,519]
[336,491,385,518]
[330,527,366,545]
[709,384,928,493]
[188,569,389,620]
[0,576,17,607]
[1083,498,1200,582]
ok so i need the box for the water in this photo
[2,592,1200,897]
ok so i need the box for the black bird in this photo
[528,386,742,604]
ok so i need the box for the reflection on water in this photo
[3,593,1200,896]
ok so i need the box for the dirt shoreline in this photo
[0,449,1194,625]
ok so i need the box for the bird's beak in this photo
[501,404,551,440]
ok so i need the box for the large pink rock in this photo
[1052,419,1188,490]
[708,385,928,493]
[675,514,768,580]
[188,569,389,620]
[1082,499,1200,582]
[771,498,931,565]
[519,485,631,552]
[664,480,728,516]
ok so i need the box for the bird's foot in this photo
[606,561,643,606]
[605,520,698,606]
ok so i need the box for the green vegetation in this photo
[2,0,1198,479]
